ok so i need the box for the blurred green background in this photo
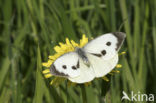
[0,0,155,103]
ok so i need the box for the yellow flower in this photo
[42,34,125,86]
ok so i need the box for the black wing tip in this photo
[50,64,69,77]
[50,64,55,73]
[112,32,126,39]
[111,32,126,51]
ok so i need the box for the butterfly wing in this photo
[87,53,118,77]
[84,32,126,77]
[50,52,80,78]
[50,52,95,83]
[68,58,95,83]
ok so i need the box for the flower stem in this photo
[80,85,87,103]
[66,80,68,103]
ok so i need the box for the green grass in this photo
[0,0,155,103]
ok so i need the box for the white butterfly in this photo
[50,32,126,83]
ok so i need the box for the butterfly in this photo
[50,32,126,83]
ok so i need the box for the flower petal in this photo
[48,56,55,60]
[54,46,62,53]
[66,38,71,45]
[119,51,126,56]
[42,60,53,67]
[111,70,120,73]
[116,64,122,68]
[44,74,53,78]
[59,42,68,49]
[71,40,79,47]
[102,76,109,82]
[42,69,50,74]
[80,34,88,47]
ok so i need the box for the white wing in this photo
[87,53,118,77]
[50,52,80,78]
[50,52,95,83]
[68,58,95,83]
[84,32,126,77]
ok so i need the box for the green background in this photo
[0,0,155,103]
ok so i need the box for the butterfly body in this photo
[50,32,126,83]
[75,47,90,67]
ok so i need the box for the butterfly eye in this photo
[72,66,77,70]
[101,50,106,55]
[62,65,67,69]
[106,42,111,46]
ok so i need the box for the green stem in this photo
[80,85,87,103]
[66,80,68,103]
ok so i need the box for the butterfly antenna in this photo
[117,17,129,32]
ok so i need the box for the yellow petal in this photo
[48,56,55,60]
[111,70,120,73]
[71,40,79,47]
[54,53,61,59]
[44,74,52,78]
[42,69,50,74]
[119,51,126,56]
[50,80,54,85]
[42,62,48,67]
[80,34,88,47]
[66,38,71,45]
[116,64,122,68]
[65,38,75,50]
[59,42,68,49]
[42,60,53,67]
[59,42,64,47]
[54,46,62,53]
[102,76,109,82]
